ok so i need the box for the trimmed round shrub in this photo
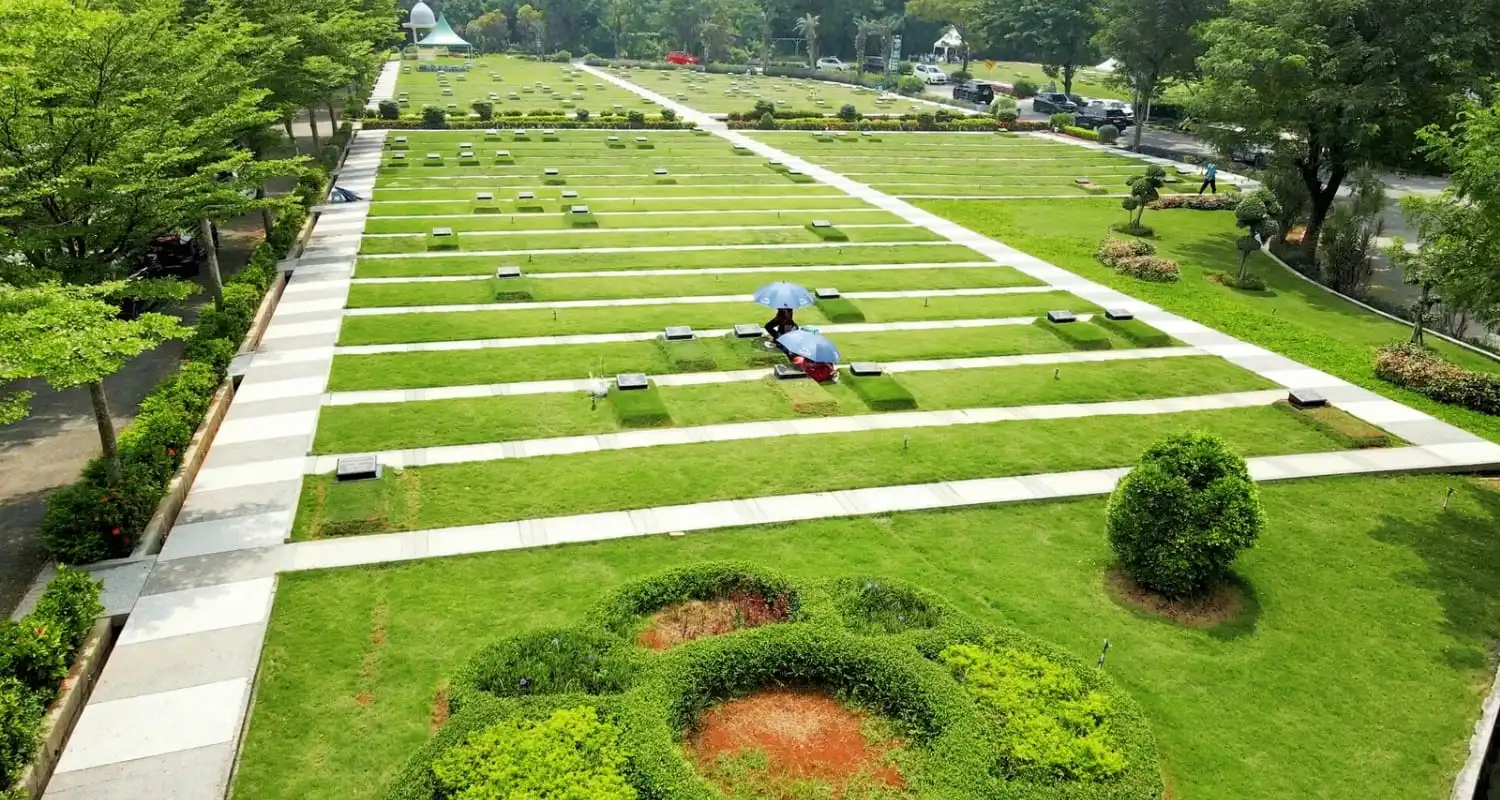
[627,109,646,127]
[1012,78,1039,98]
[1049,112,1076,130]
[1097,124,1120,144]
[377,100,400,120]
[837,102,859,122]
[451,627,635,711]
[659,107,676,122]
[826,576,968,636]
[756,111,776,129]
[587,561,808,637]
[1107,432,1265,598]
[431,706,635,799]
[896,75,927,96]
[575,107,590,121]
[419,105,446,129]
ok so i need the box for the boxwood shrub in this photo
[391,563,1162,800]
[1375,343,1500,415]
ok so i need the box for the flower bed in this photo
[0,568,103,796]
[1376,343,1500,415]
[387,562,1162,800]
[1094,238,1181,283]
[1150,193,1240,211]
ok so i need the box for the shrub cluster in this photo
[39,123,352,564]
[1094,239,1180,283]
[1061,125,1099,142]
[728,117,1039,132]
[1,569,103,792]
[1106,432,1265,598]
[390,563,1162,800]
[1150,193,1240,211]
[1375,344,1500,415]
[365,116,688,131]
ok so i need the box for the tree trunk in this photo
[256,186,273,237]
[327,101,339,131]
[1410,283,1431,345]
[283,117,298,155]
[306,107,321,150]
[1062,66,1075,96]
[201,217,224,310]
[88,381,123,486]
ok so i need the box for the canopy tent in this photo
[932,27,963,63]
[1094,58,1119,73]
[416,13,472,53]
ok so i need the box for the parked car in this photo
[1075,100,1135,129]
[911,63,948,84]
[951,81,997,106]
[1032,92,1078,114]
[815,57,848,72]
[861,55,886,74]
[665,51,698,65]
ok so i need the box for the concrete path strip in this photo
[349,261,1001,283]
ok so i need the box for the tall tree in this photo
[907,0,982,72]
[0,281,192,484]
[854,16,877,79]
[871,15,902,80]
[602,0,651,56]
[794,12,820,67]
[1195,0,1499,262]
[987,0,1101,94]
[515,3,545,53]
[0,0,298,286]
[1095,0,1220,150]
[464,9,511,52]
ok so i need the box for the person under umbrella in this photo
[753,281,815,340]
[777,329,841,383]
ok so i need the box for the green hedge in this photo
[1036,319,1113,351]
[842,371,918,411]
[391,562,1162,800]
[610,386,673,428]
[38,124,347,565]
[1094,317,1172,348]
[0,568,103,793]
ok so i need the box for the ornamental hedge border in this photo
[391,562,1162,800]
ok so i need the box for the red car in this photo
[666,51,698,65]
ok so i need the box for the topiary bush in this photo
[377,100,400,120]
[452,628,636,711]
[575,107,590,121]
[756,110,776,130]
[1012,79,1039,98]
[1097,124,1120,144]
[627,109,646,127]
[896,75,926,96]
[837,103,859,122]
[470,100,493,121]
[420,105,446,128]
[1115,255,1179,282]
[659,107,677,122]
[1050,112,1076,130]
[1106,432,1265,598]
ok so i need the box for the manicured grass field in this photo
[236,474,1500,800]
[610,65,913,116]
[917,198,1500,443]
[293,404,1355,538]
[361,208,902,235]
[356,223,935,255]
[353,243,985,277]
[326,322,1127,391]
[337,290,1092,345]
[312,356,1271,453]
[367,195,873,216]
[390,55,643,112]
[344,266,1038,308]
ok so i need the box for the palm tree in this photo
[872,15,902,81]
[794,13,820,68]
[854,16,878,80]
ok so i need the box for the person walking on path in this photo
[1198,162,1218,195]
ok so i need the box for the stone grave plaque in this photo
[431,227,454,237]
[391,152,406,160]
[496,266,522,278]
[1104,308,1134,321]
[773,363,809,380]
[850,362,883,376]
[335,455,381,482]
[1288,389,1328,409]
[654,168,669,175]
[475,192,494,201]
[495,149,511,158]
[458,141,473,149]
[394,136,408,144]
[544,167,560,176]
[518,191,536,200]
[664,326,694,341]
[459,150,475,159]
[733,324,763,338]
[635,136,648,142]
[425,152,442,161]
[570,205,591,215]
[561,190,579,199]
[616,373,649,391]
[1046,310,1076,323]
[815,287,840,299]
[811,220,832,229]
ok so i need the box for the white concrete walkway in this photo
[343,286,1063,316]
[307,390,1285,473]
[363,59,400,111]
[356,240,954,260]
[325,345,1200,406]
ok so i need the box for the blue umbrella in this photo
[778,329,841,363]
[753,281,816,310]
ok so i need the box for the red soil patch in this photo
[429,682,450,732]
[687,689,906,798]
[637,593,790,650]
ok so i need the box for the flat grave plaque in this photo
[850,362,883,376]
[431,227,454,237]
[1104,308,1134,321]
[544,168,560,176]
[475,192,494,200]
[561,190,579,199]
[773,363,809,380]
[335,455,381,482]
[815,287,840,299]
[733,324,763,338]
[616,373,649,390]
[496,266,522,278]
[1288,388,1328,409]
[570,205,591,214]
[664,325,694,341]
[1046,310,1076,323]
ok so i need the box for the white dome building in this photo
[405,1,437,43]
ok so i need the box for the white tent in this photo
[932,27,963,63]
[1094,58,1119,73]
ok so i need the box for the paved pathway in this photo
[332,315,1079,357]
[307,390,1285,473]
[363,60,400,111]
[324,345,1199,406]
[344,286,1061,316]
[42,68,1500,800]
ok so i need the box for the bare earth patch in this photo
[637,593,790,650]
[687,689,907,798]
[428,681,450,732]
[1105,567,1244,628]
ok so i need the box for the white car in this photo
[815,57,848,72]
[912,63,948,84]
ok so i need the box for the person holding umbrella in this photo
[754,281,816,341]
[777,329,841,383]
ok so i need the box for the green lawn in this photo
[326,322,1118,391]
[312,356,1272,454]
[371,184,850,201]
[368,195,873,216]
[390,55,643,112]
[338,290,1091,345]
[916,198,1500,443]
[352,243,985,278]
[344,266,1038,308]
[293,404,1354,538]
[235,474,1500,800]
[614,66,900,115]
[357,224,935,255]
[361,209,902,235]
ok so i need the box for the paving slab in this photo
[54,678,250,774]
[117,577,274,646]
